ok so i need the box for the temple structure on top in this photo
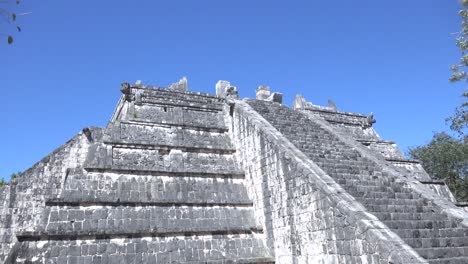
[0,77,467,263]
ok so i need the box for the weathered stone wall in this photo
[16,234,271,263]
[4,81,468,263]
[6,86,275,263]
[252,98,468,262]
[52,171,252,206]
[133,104,226,129]
[0,186,13,262]
[0,128,97,262]
[230,100,425,263]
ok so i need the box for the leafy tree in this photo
[1,0,26,44]
[446,102,468,135]
[0,171,22,187]
[408,133,468,201]
[411,1,468,202]
[449,0,468,135]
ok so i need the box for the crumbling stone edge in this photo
[232,99,427,263]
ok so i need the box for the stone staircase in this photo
[293,95,457,203]
[12,86,273,263]
[248,99,468,264]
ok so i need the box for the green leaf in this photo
[7,36,13,44]
[11,13,16,21]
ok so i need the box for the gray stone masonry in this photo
[232,100,425,264]
[0,81,273,263]
[247,99,468,263]
[1,79,467,263]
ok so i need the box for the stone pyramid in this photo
[1,79,468,263]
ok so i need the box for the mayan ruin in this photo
[1,79,468,264]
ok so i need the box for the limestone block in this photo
[266,92,283,104]
[168,77,188,92]
[215,80,239,99]
[256,86,270,100]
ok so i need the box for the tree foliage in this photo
[1,0,24,45]
[449,1,468,135]
[409,1,468,202]
[0,171,22,187]
[408,133,468,201]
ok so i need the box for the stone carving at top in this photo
[216,80,239,99]
[293,94,308,110]
[328,99,338,111]
[256,85,283,104]
[168,77,188,91]
[293,94,332,111]
[256,86,271,100]
[366,112,376,127]
[81,127,93,142]
[120,82,133,102]
[294,93,378,128]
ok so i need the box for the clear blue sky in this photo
[1,0,465,180]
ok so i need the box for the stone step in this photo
[313,165,382,175]
[139,87,225,106]
[387,158,420,164]
[307,108,367,121]
[85,146,243,177]
[110,148,239,174]
[393,228,468,239]
[349,191,421,200]
[336,178,396,187]
[299,144,359,154]
[334,125,381,141]
[132,104,227,129]
[403,237,468,248]
[357,198,431,206]
[121,119,229,133]
[345,184,412,194]
[427,257,468,264]
[313,159,380,168]
[36,205,260,237]
[365,204,438,213]
[141,96,224,111]
[382,220,460,230]
[331,173,390,183]
[84,167,246,179]
[372,212,448,221]
[312,162,381,174]
[15,233,272,263]
[104,141,236,154]
[107,121,234,150]
[415,247,468,260]
[58,173,252,206]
